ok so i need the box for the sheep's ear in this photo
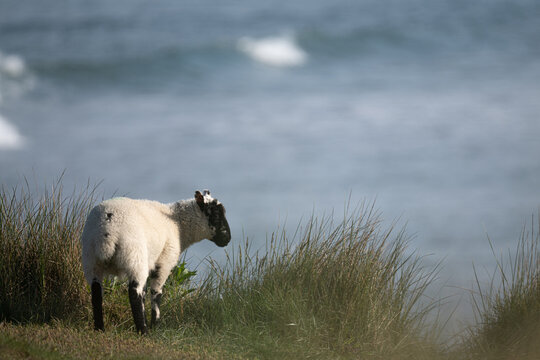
[195,191,205,211]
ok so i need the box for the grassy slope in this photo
[1,181,539,359]
[0,322,224,360]
[0,321,439,360]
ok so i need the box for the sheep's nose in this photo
[214,228,231,247]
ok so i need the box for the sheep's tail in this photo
[94,233,117,261]
[82,206,118,263]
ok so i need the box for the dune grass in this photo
[460,217,540,360]
[0,179,97,323]
[174,205,442,358]
[1,179,539,359]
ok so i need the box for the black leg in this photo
[150,290,162,328]
[128,280,147,334]
[91,280,104,331]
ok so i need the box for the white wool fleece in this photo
[81,197,214,293]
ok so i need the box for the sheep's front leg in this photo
[91,278,104,331]
[128,280,148,334]
[149,266,169,328]
[149,281,164,328]
[150,289,163,327]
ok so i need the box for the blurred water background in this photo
[1,0,539,332]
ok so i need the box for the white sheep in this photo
[81,190,231,334]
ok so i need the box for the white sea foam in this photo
[0,114,25,150]
[0,52,26,78]
[237,35,307,67]
[0,50,34,105]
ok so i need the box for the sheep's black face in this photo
[195,191,231,247]
[207,201,231,247]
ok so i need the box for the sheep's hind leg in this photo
[91,278,105,331]
[128,280,148,334]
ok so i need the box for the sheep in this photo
[81,190,231,334]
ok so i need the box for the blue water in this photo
[1,0,540,329]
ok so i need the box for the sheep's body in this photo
[81,191,230,334]
[82,197,209,291]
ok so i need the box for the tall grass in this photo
[0,179,97,322]
[463,216,540,359]
[6,178,539,359]
[175,204,442,358]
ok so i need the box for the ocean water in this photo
[1,0,540,329]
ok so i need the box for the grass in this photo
[176,205,442,358]
[0,321,217,360]
[0,179,97,323]
[460,217,540,360]
[0,179,539,359]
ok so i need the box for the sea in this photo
[1,0,539,331]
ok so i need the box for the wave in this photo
[25,25,433,79]
[0,51,26,78]
[0,49,29,150]
[0,114,25,150]
[0,50,33,105]
[237,35,308,67]
[22,17,537,89]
